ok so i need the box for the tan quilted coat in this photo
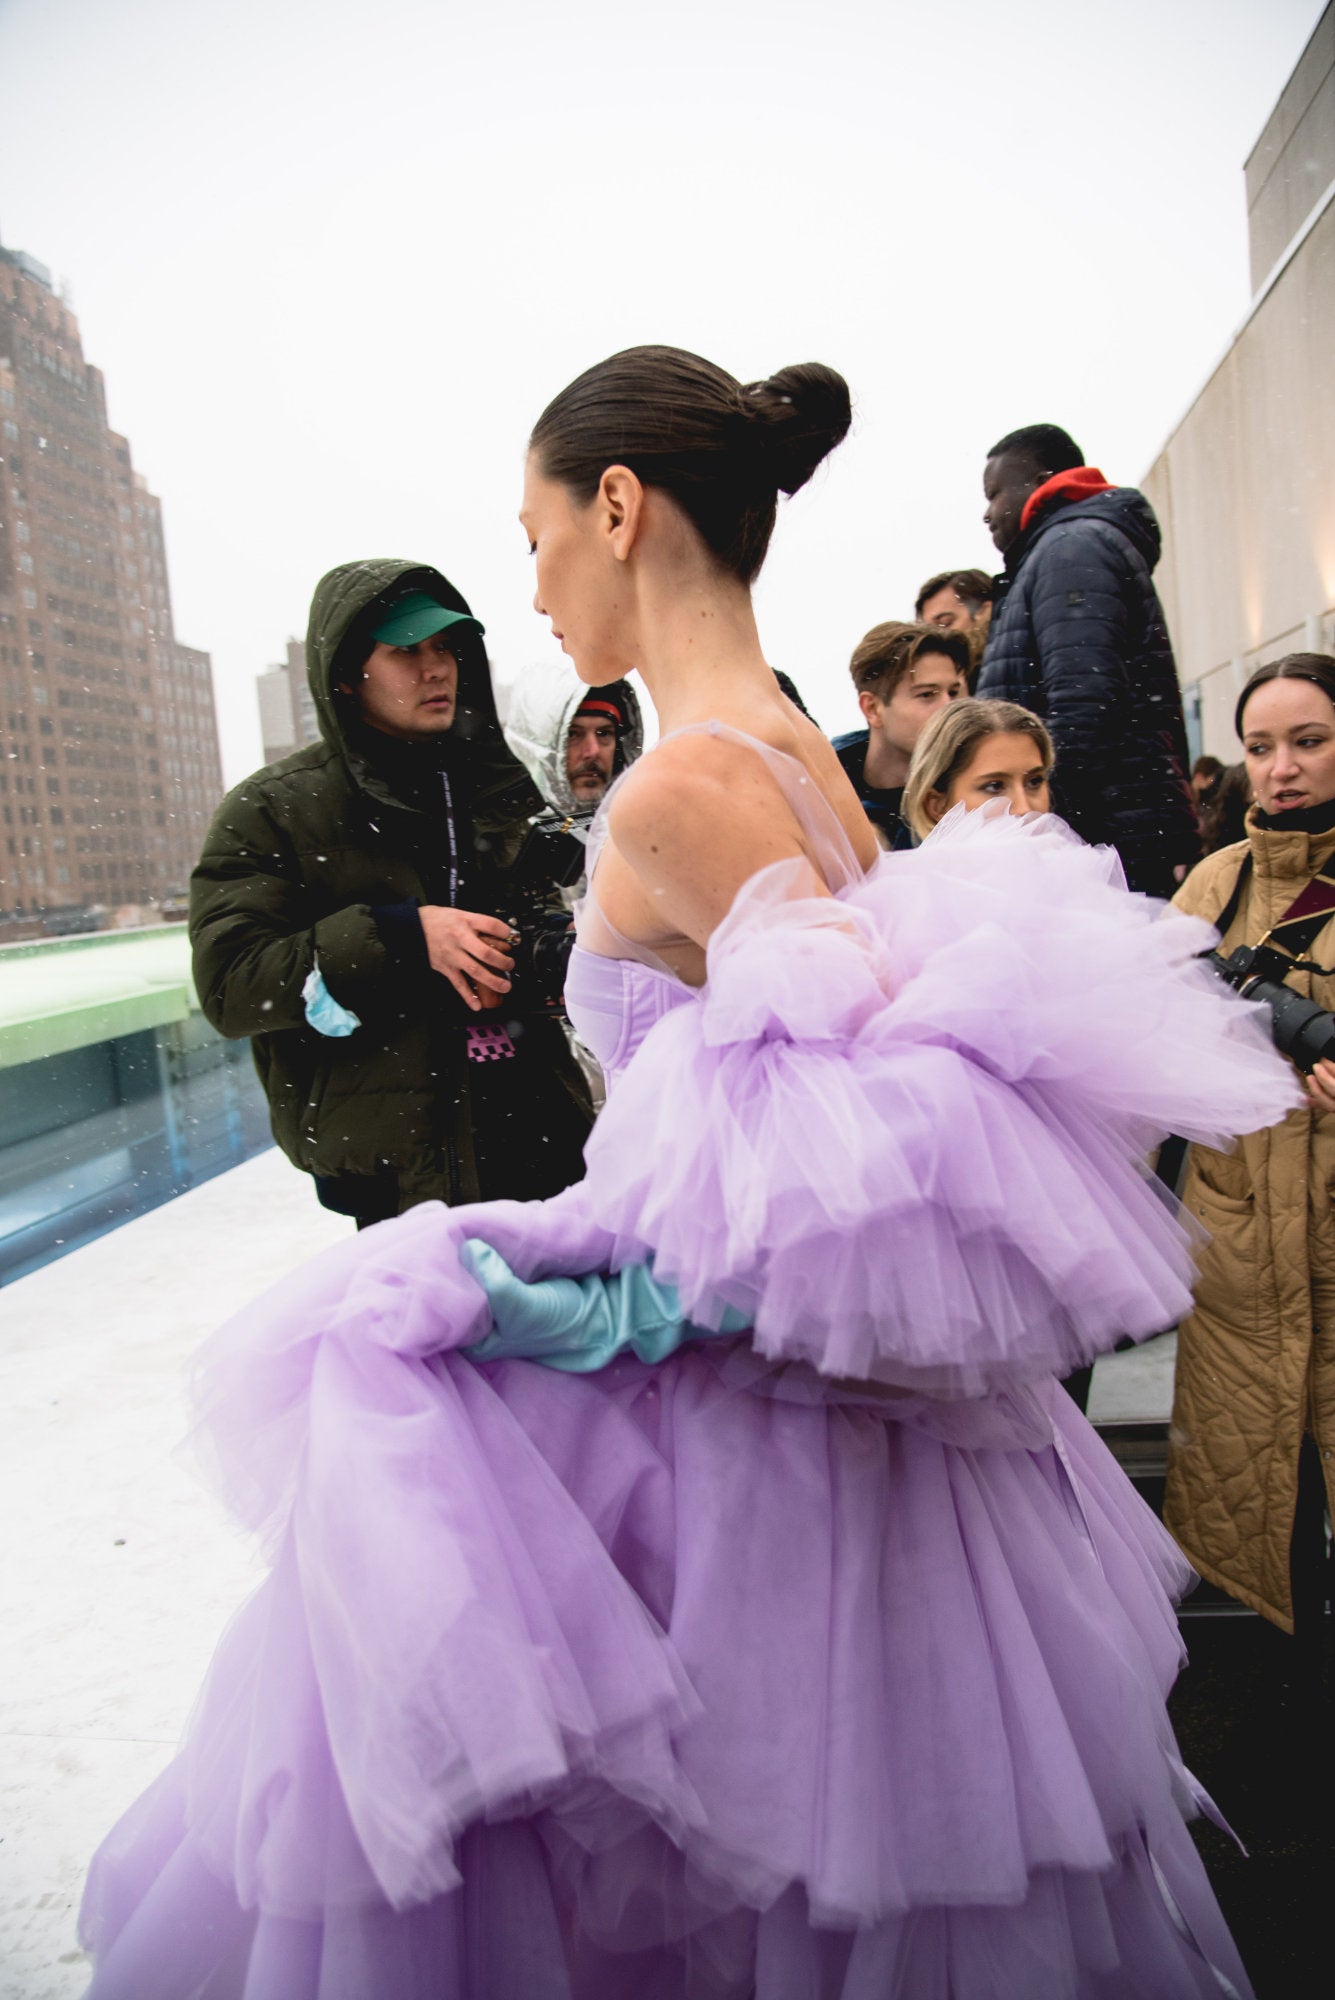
[1165,814,1335,1630]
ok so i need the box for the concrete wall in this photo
[1144,178,1335,759]
[1246,3,1335,292]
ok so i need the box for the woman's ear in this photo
[923,787,948,826]
[599,465,645,564]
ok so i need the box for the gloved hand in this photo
[461,1241,749,1373]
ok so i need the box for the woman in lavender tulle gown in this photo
[80,347,1298,1999]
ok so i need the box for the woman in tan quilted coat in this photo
[1166,653,1335,1632]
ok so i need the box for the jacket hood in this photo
[503,660,644,819]
[305,558,540,822]
[1019,466,1113,534]
[1009,485,1162,576]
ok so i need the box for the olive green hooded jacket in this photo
[189,559,592,1211]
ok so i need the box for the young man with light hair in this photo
[830,621,969,848]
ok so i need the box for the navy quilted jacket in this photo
[976,488,1200,896]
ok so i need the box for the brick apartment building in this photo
[0,240,222,927]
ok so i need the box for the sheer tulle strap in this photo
[574,719,869,976]
[574,764,681,975]
[575,877,681,981]
[659,722,868,896]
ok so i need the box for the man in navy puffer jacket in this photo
[975,423,1200,897]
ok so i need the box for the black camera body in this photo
[1207,943,1335,1074]
[496,812,588,1017]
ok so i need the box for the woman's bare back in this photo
[593,696,880,985]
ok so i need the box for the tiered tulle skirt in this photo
[82,1286,1251,1997]
[79,806,1294,1997]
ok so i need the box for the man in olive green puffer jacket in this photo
[190,558,593,1225]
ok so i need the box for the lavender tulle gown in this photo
[80,725,1296,1999]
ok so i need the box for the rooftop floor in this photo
[0,1150,1174,1998]
[0,1150,345,1999]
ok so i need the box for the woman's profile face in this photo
[930,731,1051,822]
[1240,677,1335,814]
[520,455,633,685]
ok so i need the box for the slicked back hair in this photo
[530,346,852,587]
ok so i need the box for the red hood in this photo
[1019,466,1113,534]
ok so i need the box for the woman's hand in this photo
[1304,1057,1335,1114]
[418,906,515,1012]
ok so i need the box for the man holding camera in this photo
[190,559,593,1227]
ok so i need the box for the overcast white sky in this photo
[0,0,1325,784]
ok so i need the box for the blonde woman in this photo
[903,695,1054,840]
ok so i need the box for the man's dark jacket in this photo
[976,487,1200,896]
[829,731,915,850]
[190,558,592,1214]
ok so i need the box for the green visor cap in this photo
[371,591,485,649]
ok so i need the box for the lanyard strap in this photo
[1214,851,1335,976]
[439,768,460,907]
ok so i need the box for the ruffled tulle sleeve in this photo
[578,805,1299,1398]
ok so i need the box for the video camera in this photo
[497,812,588,1017]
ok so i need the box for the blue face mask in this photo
[302,966,362,1038]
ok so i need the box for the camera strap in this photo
[1213,851,1335,980]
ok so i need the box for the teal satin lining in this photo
[461,1241,749,1373]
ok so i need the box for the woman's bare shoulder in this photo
[607,730,799,867]
[609,714,876,878]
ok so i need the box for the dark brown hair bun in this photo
[531,345,851,585]
[742,363,853,497]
